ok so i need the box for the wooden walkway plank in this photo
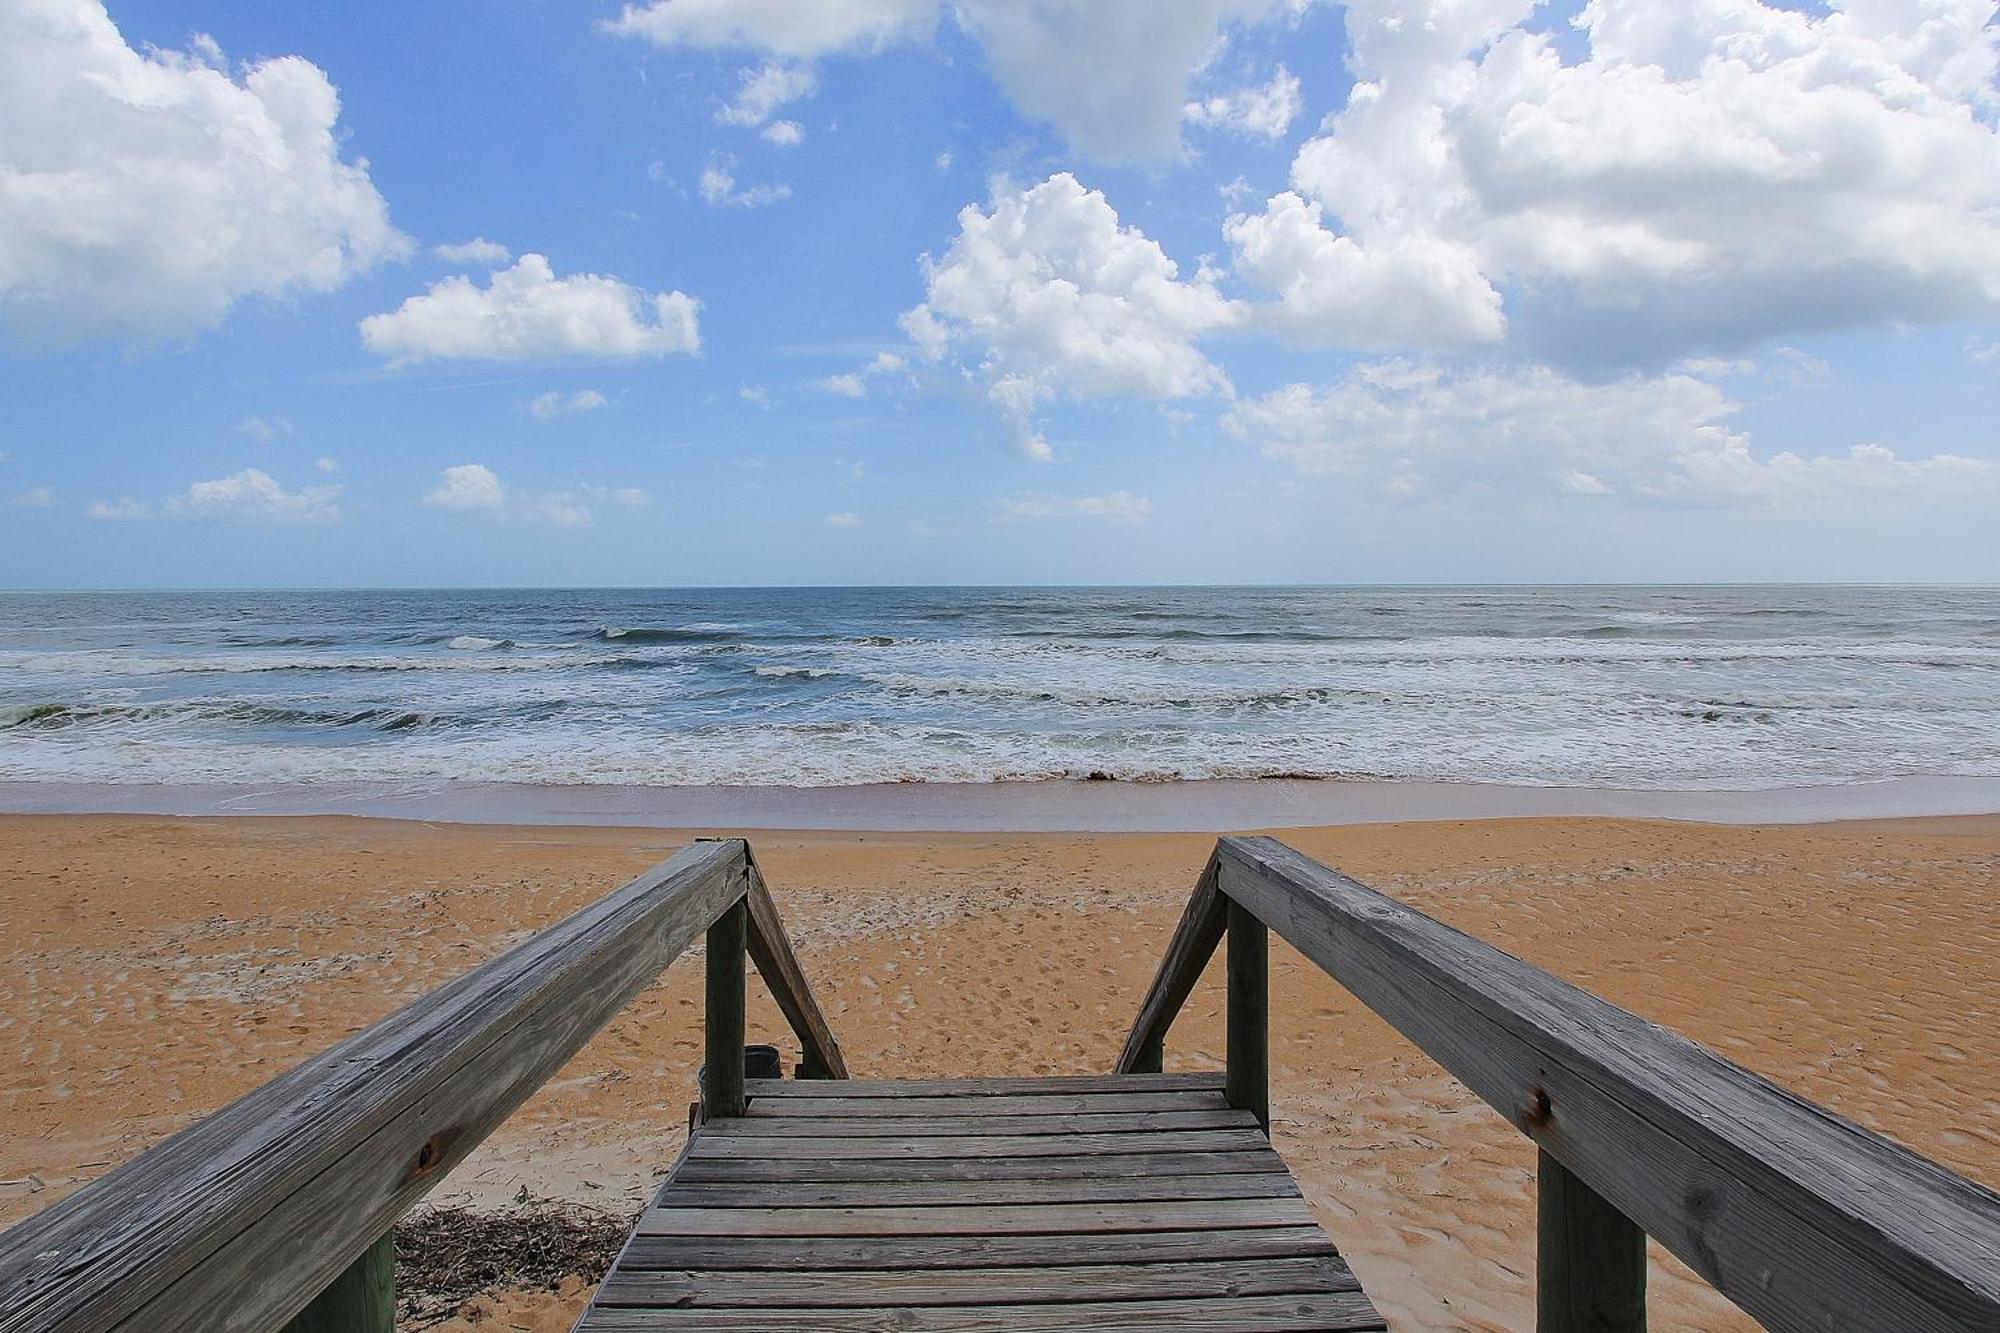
[596,1255,1358,1308]
[668,1148,1290,1184]
[616,1227,1340,1273]
[586,1074,1383,1332]
[578,1292,1385,1331]
[658,1173,1301,1208]
[707,1108,1255,1137]
[685,1128,1273,1160]
[637,1198,1321,1237]
[742,1090,1229,1117]
[741,1073,1223,1098]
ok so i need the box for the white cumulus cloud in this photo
[1184,64,1302,139]
[762,120,805,147]
[699,161,793,208]
[952,0,1292,163]
[424,463,506,511]
[718,61,817,126]
[608,0,1292,163]
[905,173,1243,455]
[0,0,405,346]
[529,388,610,419]
[1231,0,2000,369]
[167,468,342,523]
[433,237,511,266]
[423,464,649,527]
[993,489,1153,521]
[360,255,700,362]
[603,0,936,57]
[1224,360,2000,509]
[235,415,295,442]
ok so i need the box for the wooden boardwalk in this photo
[576,1072,1386,1331]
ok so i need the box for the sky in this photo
[2,0,1999,588]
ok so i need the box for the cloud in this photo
[819,373,867,397]
[823,510,863,527]
[423,464,649,526]
[1224,359,2000,509]
[952,0,1291,163]
[0,0,405,346]
[1232,0,2000,370]
[905,173,1243,454]
[762,120,805,147]
[314,457,338,474]
[8,486,56,508]
[699,161,793,208]
[1184,64,1301,139]
[423,463,506,511]
[433,237,511,266]
[167,468,342,522]
[1968,336,2000,371]
[235,415,296,442]
[740,384,772,407]
[607,0,1290,163]
[603,0,936,58]
[718,61,817,126]
[993,489,1153,521]
[88,498,150,521]
[528,388,610,419]
[1226,189,1506,350]
[360,254,700,362]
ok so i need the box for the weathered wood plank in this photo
[702,899,748,1120]
[0,839,750,1333]
[1215,834,2000,1333]
[743,853,848,1080]
[616,1226,1339,1273]
[1538,1149,1645,1333]
[743,1090,1228,1118]
[685,1128,1273,1160]
[637,1197,1319,1237]
[1115,852,1226,1074]
[706,1108,1254,1138]
[1226,896,1270,1135]
[742,1074,1223,1098]
[596,1255,1358,1309]
[278,1232,392,1333]
[579,1292,1386,1331]
[657,1173,1299,1208]
[667,1148,1288,1185]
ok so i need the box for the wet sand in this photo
[3,812,1996,1330]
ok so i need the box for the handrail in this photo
[0,837,846,1333]
[1120,834,2000,1332]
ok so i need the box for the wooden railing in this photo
[0,838,845,1333]
[1120,835,2000,1332]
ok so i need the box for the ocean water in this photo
[0,586,1996,792]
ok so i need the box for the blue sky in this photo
[3,0,1999,587]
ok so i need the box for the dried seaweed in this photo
[393,1195,632,1328]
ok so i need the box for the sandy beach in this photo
[3,810,1996,1331]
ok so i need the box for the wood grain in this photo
[742,852,848,1080]
[578,1292,1386,1331]
[0,840,750,1333]
[1215,834,2000,1333]
[596,1255,1358,1308]
[1115,852,1226,1074]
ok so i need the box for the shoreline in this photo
[3,772,1999,831]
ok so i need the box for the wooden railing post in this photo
[704,896,749,1119]
[280,1230,393,1333]
[1225,897,1269,1135]
[1538,1150,1646,1332]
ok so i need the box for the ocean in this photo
[1,585,1996,793]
